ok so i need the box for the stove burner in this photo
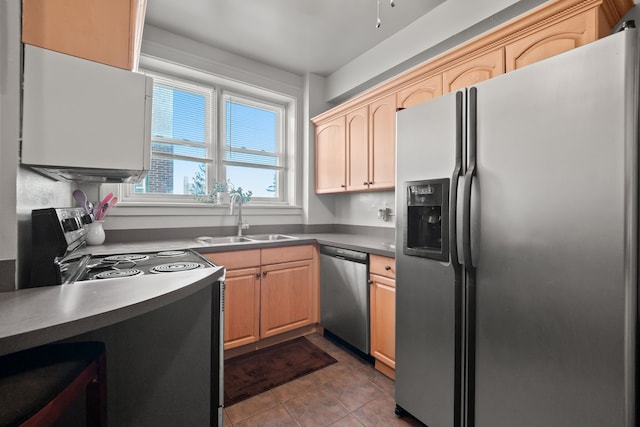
[156,251,187,258]
[103,254,149,263]
[150,262,203,274]
[92,269,143,280]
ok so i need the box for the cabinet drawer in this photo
[204,249,261,270]
[261,245,314,265]
[370,254,395,279]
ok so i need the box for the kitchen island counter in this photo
[0,266,223,357]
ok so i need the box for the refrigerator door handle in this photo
[462,87,477,269]
[450,91,464,267]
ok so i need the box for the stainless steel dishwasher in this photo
[320,245,369,354]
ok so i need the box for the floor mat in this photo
[224,336,337,406]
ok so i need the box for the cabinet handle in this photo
[369,181,374,185]
[385,266,392,271]
[367,279,373,285]
[256,273,260,279]
[363,181,368,185]
[262,271,268,277]
[340,184,346,188]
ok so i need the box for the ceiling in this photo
[144,0,445,77]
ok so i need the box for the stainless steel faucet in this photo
[229,193,249,236]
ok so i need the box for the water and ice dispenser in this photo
[403,178,449,261]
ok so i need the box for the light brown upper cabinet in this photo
[22,0,147,70]
[368,94,396,191]
[397,74,443,109]
[315,116,347,193]
[443,49,505,93]
[505,10,598,72]
[311,0,632,194]
[346,106,370,191]
[316,94,396,194]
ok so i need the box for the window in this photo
[134,76,213,198]
[128,70,292,205]
[223,94,284,201]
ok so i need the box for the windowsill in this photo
[105,201,303,217]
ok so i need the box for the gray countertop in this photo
[0,232,394,357]
[0,267,223,357]
[82,232,397,258]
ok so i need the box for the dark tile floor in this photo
[223,333,424,426]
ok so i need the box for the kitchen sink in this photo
[245,234,298,241]
[195,236,253,245]
[195,234,298,245]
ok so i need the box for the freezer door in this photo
[470,30,637,427]
[395,91,463,427]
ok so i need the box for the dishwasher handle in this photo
[319,245,368,264]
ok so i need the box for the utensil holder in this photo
[86,221,105,246]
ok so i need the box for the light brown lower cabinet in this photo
[260,259,315,338]
[223,266,260,349]
[369,254,396,378]
[204,245,319,352]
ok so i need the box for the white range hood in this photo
[21,45,153,183]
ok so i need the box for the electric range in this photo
[30,207,217,286]
[71,249,214,282]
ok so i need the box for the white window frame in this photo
[124,71,215,203]
[221,91,286,203]
[112,60,297,208]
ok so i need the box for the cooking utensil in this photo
[99,193,113,209]
[94,192,113,218]
[97,197,117,220]
[72,190,91,214]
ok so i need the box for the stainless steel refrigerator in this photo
[395,27,638,427]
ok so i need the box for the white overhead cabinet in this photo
[21,45,153,183]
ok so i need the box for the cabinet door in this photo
[370,273,396,369]
[505,10,597,72]
[224,267,261,350]
[443,48,505,93]
[22,0,146,70]
[346,106,370,191]
[368,94,396,190]
[260,260,314,338]
[397,74,443,109]
[315,116,346,193]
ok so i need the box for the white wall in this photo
[0,0,19,262]
[303,73,337,225]
[325,0,546,102]
[141,25,304,99]
[333,191,395,228]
